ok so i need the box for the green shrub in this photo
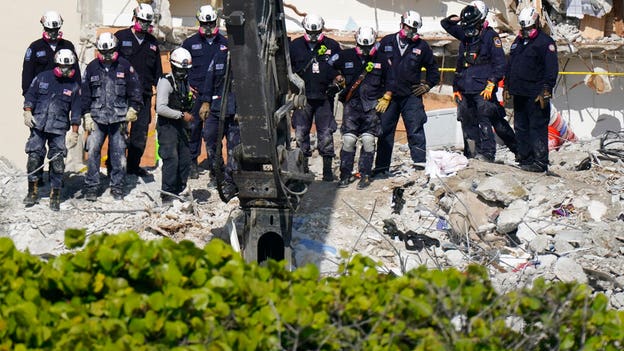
[0,231,622,350]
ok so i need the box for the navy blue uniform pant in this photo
[375,94,427,172]
[25,129,66,188]
[292,98,337,157]
[86,122,126,192]
[457,93,497,159]
[158,121,191,195]
[188,101,203,163]
[513,95,550,170]
[340,100,381,178]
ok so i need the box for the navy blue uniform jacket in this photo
[115,27,163,96]
[182,32,229,91]
[24,70,81,135]
[379,33,439,97]
[506,30,558,97]
[289,36,341,100]
[440,18,506,94]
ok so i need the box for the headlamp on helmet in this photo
[197,5,218,37]
[96,32,119,62]
[133,4,154,33]
[460,5,485,37]
[399,11,422,41]
[518,7,539,39]
[41,11,63,42]
[355,26,377,56]
[170,47,192,79]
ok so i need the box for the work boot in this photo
[520,163,546,173]
[474,154,494,163]
[23,181,39,207]
[338,176,352,188]
[49,188,61,211]
[84,187,98,202]
[322,156,334,182]
[357,175,372,190]
[189,162,199,179]
[111,188,124,200]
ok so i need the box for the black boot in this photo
[23,181,39,207]
[189,162,199,179]
[49,188,61,211]
[322,157,334,182]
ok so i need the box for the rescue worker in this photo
[199,44,240,201]
[506,6,558,172]
[115,4,163,176]
[22,49,81,211]
[329,27,391,189]
[182,5,228,179]
[22,10,80,96]
[81,32,143,201]
[155,48,195,205]
[373,11,440,175]
[441,1,516,161]
[289,14,341,181]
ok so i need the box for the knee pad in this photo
[361,133,376,153]
[26,154,44,173]
[341,133,358,152]
[50,157,65,174]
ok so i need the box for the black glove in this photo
[325,83,341,99]
[534,85,552,109]
[412,82,431,97]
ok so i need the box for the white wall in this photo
[1,1,81,170]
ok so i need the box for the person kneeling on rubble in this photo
[156,48,195,206]
[23,49,81,211]
[505,6,558,173]
[329,26,392,189]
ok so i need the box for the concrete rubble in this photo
[1,131,624,309]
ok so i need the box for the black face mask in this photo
[173,67,189,80]
[45,28,61,41]
[199,21,217,37]
[358,44,374,56]
[462,25,480,38]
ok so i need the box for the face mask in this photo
[399,27,419,41]
[97,49,118,63]
[199,22,218,37]
[304,31,324,43]
[43,28,62,42]
[173,67,189,80]
[53,65,75,78]
[133,19,153,34]
[462,25,480,38]
[355,45,376,57]
[520,27,538,39]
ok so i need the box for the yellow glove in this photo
[199,101,211,121]
[452,91,463,104]
[125,107,139,122]
[375,93,392,113]
[480,81,495,100]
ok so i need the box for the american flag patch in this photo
[63,89,72,96]
[413,48,421,55]
[150,44,157,51]
[374,63,381,69]
[220,44,228,51]
[116,72,125,78]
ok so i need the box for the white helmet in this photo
[40,10,63,29]
[54,49,76,65]
[196,5,217,23]
[133,4,154,22]
[470,1,489,19]
[302,14,324,32]
[401,11,422,29]
[518,7,539,28]
[170,48,192,69]
[96,32,118,51]
[355,27,376,46]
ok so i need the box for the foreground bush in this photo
[0,231,623,350]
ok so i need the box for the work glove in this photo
[503,89,511,103]
[412,82,431,97]
[534,85,552,110]
[125,107,139,123]
[375,93,392,114]
[480,81,495,100]
[199,102,211,121]
[23,110,35,128]
[452,91,463,105]
[83,113,95,132]
[66,131,79,149]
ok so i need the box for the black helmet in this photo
[460,5,484,37]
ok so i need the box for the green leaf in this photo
[64,229,86,249]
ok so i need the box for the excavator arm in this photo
[220,0,312,265]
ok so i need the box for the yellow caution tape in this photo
[430,67,624,76]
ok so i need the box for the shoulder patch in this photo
[493,37,502,48]
[25,48,32,61]
[548,44,556,52]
